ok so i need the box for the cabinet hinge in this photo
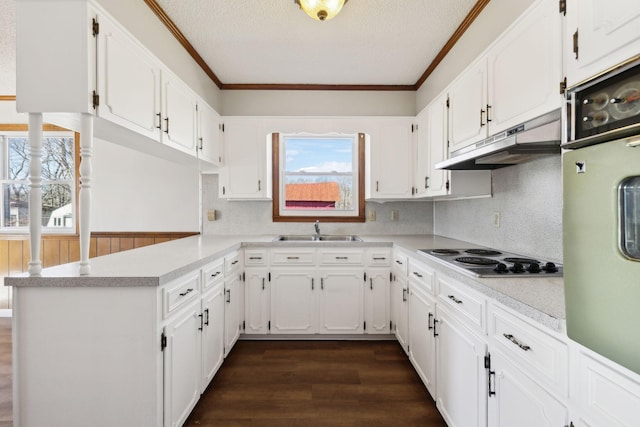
[389,272,393,282]
[559,0,566,15]
[445,180,450,191]
[242,272,245,282]
[446,97,450,108]
[485,353,496,397]
[560,77,567,94]
[92,18,99,37]
[160,331,167,351]
[221,123,225,132]
[572,29,579,60]
[390,320,393,330]
[268,320,271,331]
[92,90,99,109]
[364,321,366,331]
[364,272,367,282]
[242,320,245,331]
[268,272,271,282]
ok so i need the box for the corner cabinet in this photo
[219,117,272,199]
[565,0,640,87]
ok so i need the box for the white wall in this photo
[434,156,563,261]
[91,138,200,232]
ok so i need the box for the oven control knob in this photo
[543,262,558,273]
[527,262,541,273]
[494,263,508,274]
[510,262,525,273]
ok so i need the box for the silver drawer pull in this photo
[179,288,193,297]
[373,257,387,260]
[249,256,262,260]
[447,295,463,304]
[335,256,348,260]
[231,260,239,265]
[286,256,300,260]
[395,260,403,265]
[210,271,221,277]
[503,333,531,351]
[413,272,423,278]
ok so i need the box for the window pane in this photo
[8,137,30,180]
[2,182,29,227]
[283,136,355,212]
[1,182,73,228]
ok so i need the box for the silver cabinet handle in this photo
[448,295,463,304]
[372,257,387,260]
[370,278,373,290]
[395,260,403,265]
[199,137,203,150]
[402,288,407,302]
[428,312,433,330]
[249,256,262,260]
[262,277,265,290]
[204,308,209,326]
[503,333,531,351]
[164,117,170,134]
[226,289,230,303]
[311,278,314,290]
[211,271,221,278]
[480,108,486,127]
[287,256,300,260]
[321,278,324,290]
[335,256,348,260]
[413,271,423,278]
[231,260,239,265]
[156,113,162,129]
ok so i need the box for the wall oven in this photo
[563,57,640,375]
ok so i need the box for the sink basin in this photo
[273,235,362,242]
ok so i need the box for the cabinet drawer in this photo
[225,251,242,274]
[367,248,391,266]
[245,249,267,266]
[164,271,200,318]
[271,249,315,265]
[319,249,364,266]
[407,258,435,294]
[392,251,408,276]
[437,275,486,333]
[202,258,224,291]
[489,303,568,396]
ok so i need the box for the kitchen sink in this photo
[273,235,362,242]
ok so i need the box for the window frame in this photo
[271,132,365,223]
[0,124,80,236]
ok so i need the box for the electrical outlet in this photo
[207,209,217,221]
[391,210,399,221]
[493,212,500,228]
[368,210,376,221]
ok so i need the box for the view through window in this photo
[273,133,365,222]
[0,131,76,232]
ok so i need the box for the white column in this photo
[78,113,93,275]
[27,113,43,276]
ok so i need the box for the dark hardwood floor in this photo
[0,322,447,427]
[186,340,447,427]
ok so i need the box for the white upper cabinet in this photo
[448,0,562,153]
[97,12,161,141]
[197,101,223,168]
[160,70,198,156]
[366,118,415,200]
[16,0,96,114]
[421,92,450,197]
[219,117,271,199]
[487,0,562,133]
[565,0,640,87]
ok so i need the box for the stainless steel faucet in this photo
[314,220,320,236]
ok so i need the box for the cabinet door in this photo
[368,118,415,199]
[220,118,269,199]
[97,13,161,141]
[393,274,410,353]
[488,350,568,427]
[197,101,222,166]
[365,269,390,334]
[161,70,198,156]
[425,92,450,197]
[566,0,640,87]
[436,306,488,427]
[409,285,437,399]
[224,273,241,354]
[201,282,225,393]
[448,57,488,152]
[488,0,562,133]
[163,299,201,427]
[317,269,364,334]
[244,268,269,334]
[270,269,316,334]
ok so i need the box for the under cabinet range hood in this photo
[435,109,562,170]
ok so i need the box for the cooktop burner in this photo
[418,247,562,278]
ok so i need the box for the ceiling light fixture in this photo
[294,0,348,21]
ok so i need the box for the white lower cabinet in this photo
[224,270,241,354]
[200,282,225,393]
[408,279,437,399]
[244,267,270,334]
[365,268,391,334]
[318,269,364,333]
[393,272,410,353]
[163,297,202,427]
[435,304,488,427]
[270,268,317,334]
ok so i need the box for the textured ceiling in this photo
[152,0,480,87]
[0,0,16,94]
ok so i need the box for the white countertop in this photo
[5,234,566,331]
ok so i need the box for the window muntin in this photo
[273,132,365,222]
[0,132,76,232]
